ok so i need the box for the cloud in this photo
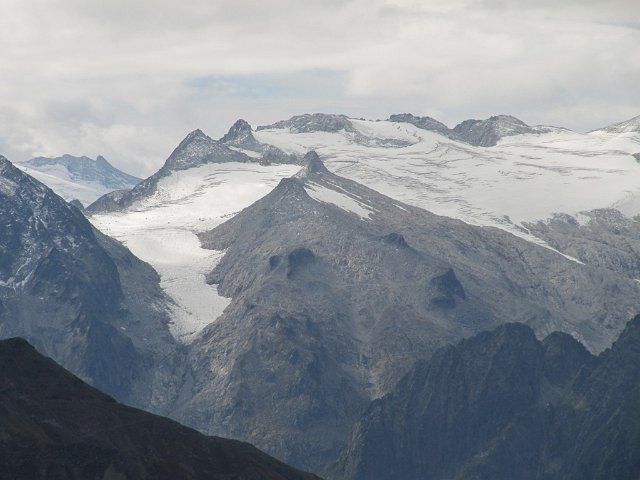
[0,0,638,175]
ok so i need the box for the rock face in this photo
[0,337,321,480]
[524,209,640,280]
[334,317,640,480]
[86,129,255,213]
[387,113,450,136]
[257,113,354,133]
[173,154,640,471]
[451,114,546,146]
[0,156,181,410]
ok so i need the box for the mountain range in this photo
[1,111,640,477]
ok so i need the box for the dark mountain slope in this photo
[0,156,181,410]
[335,316,640,480]
[0,337,320,480]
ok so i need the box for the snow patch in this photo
[305,181,376,219]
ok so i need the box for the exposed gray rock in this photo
[68,198,85,210]
[221,119,300,165]
[633,152,640,162]
[388,113,450,135]
[524,209,640,280]
[257,113,354,133]
[451,114,550,146]
[389,113,553,146]
[176,155,640,471]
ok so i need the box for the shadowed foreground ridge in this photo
[334,316,640,480]
[0,337,321,480]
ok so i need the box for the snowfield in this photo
[91,162,300,343]
[90,115,640,342]
[255,120,640,235]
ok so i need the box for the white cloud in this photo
[0,0,638,175]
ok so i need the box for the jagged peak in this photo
[170,129,214,151]
[220,119,253,144]
[295,151,330,178]
[273,176,310,198]
[184,128,207,140]
[161,128,250,172]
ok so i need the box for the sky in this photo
[1,0,639,176]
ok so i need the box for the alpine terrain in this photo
[3,111,640,477]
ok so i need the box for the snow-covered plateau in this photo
[255,118,640,232]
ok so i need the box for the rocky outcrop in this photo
[450,114,546,146]
[221,119,300,164]
[257,113,354,133]
[388,113,450,135]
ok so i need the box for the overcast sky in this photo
[1,0,639,176]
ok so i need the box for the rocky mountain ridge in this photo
[335,315,640,480]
